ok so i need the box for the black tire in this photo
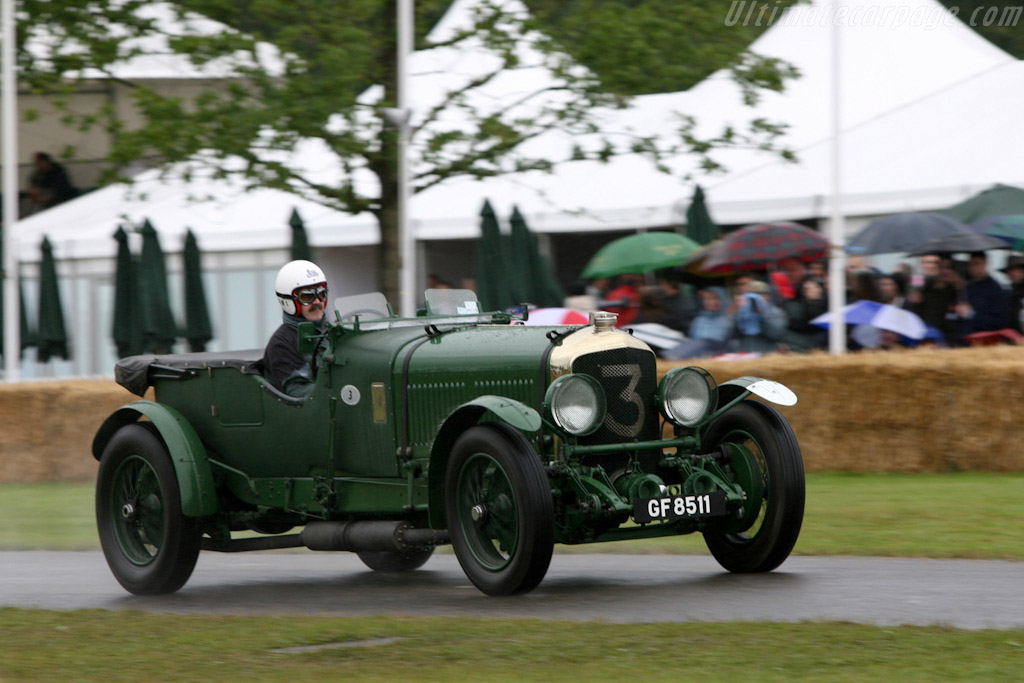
[356,547,435,573]
[96,424,202,595]
[701,401,804,573]
[444,423,554,596]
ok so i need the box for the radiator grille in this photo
[572,347,659,449]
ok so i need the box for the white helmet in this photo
[275,260,327,316]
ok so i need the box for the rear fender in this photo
[92,400,217,517]
[426,396,541,529]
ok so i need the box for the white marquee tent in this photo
[18,0,1019,261]
[9,0,1023,375]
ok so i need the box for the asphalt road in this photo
[3,551,1022,629]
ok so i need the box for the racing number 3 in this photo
[600,363,643,437]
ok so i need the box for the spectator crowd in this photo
[570,252,1024,360]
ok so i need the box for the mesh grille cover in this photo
[572,347,659,448]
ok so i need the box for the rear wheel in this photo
[96,424,201,594]
[702,401,804,573]
[445,423,554,596]
[356,547,434,572]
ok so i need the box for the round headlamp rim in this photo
[543,373,607,437]
[657,365,718,428]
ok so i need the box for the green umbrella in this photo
[581,231,701,280]
[112,226,142,358]
[183,229,213,352]
[138,219,178,354]
[36,236,69,362]
[977,214,1024,251]
[940,184,1024,223]
[290,207,313,262]
[683,185,719,245]
[509,206,564,307]
[474,199,514,311]
[0,228,35,357]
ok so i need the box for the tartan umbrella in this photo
[682,185,719,246]
[112,226,142,358]
[698,222,829,273]
[581,231,701,280]
[509,206,564,308]
[138,219,178,354]
[183,229,213,352]
[289,207,313,262]
[475,199,514,311]
[36,236,69,362]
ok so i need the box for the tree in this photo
[18,0,797,305]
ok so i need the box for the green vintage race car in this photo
[93,289,804,597]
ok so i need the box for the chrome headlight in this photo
[657,366,717,427]
[544,374,606,436]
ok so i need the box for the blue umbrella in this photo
[811,300,927,339]
[848,213,972,255]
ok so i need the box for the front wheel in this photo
[445,423,554,596]
[702,401,805,573]
[96,424,202,594]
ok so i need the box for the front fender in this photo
[716,376,798,410]
[426,396,542,529]
[92,401,217,517]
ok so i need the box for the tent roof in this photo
[15,0,1021,261]
[704,58,1024,223]
[27,2,283,80]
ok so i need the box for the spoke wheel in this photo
[445,424,553,596]
[701,401,804,573]
[96,425,201,594]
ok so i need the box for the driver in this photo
[262,260,329,398]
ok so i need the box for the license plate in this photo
[633,491,728,524]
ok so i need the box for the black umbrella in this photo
[36,236,69,362]
[112,226,142,358]
[474,199,514,311]
[290,207,313,262]
[907,233,1011,256]
[182,230,213,353]
[848,213,972,255]
[682,185,719,246]
[138,219,178,354]
[509,206,564,308]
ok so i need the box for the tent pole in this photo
[828,0,847,355]
[396,0,415,317]
[2,0,20,380]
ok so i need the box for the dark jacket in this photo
[262,316,320,397]
[964,275,1009,334]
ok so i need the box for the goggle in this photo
[295,286,328,304]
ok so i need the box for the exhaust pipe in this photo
[202,520,449,553]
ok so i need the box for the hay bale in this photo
[662,345,1024,472]
[0,380,137,483]
[2,345,1023,483]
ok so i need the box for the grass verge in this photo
[2,609,1023,681]
[3,472,1024,558]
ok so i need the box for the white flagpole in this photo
[828,0,847,355]
[396,0,415,317]
[2,0,20,379]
